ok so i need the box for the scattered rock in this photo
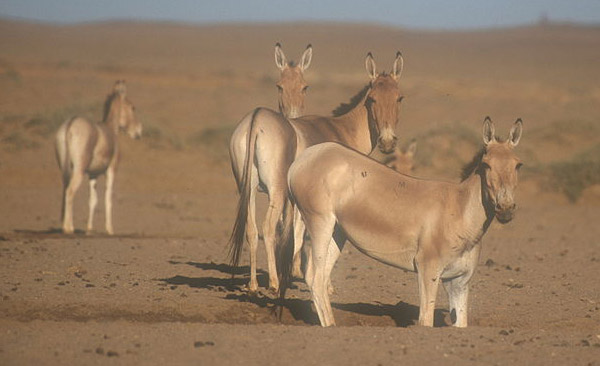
[194,341,215,348]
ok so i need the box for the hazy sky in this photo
[1,0,599,29]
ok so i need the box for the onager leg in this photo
[246,168,259,293]
[442,275,471,328]
[63,170,84,234]
[86,178,98,234]
[292,206,305,278]
[262,189,285,293]
[105,166,115,235]
[305,228,344,295]
[304,214,337,327]
[415,248,442,327]
[442,246,480,327]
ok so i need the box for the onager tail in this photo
[228,108,261,268]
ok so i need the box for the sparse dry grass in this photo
[541,144,600,202]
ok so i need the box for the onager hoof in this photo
[268,286,280,297]
[245,283,259,296]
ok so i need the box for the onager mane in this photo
[102,93,117,122]
[331,84,370,117]
[460,135,511,181]
[460,147,485,181]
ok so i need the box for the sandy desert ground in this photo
[0,19,599,365]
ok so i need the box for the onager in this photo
[285,117,523,327]
[371,139,417,173]
[55,80,142,234]
[229,52,404,294]
[229,43,312,293]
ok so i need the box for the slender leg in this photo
[262,191,285,293]
[105,167,115,235]
[442,245,480,327]
[415,250,441,327]
[60,177,69,227]
[292,207,305,278]
[246,168,259,293]
[304,214,337,327]
[324,227,346,295]
[442,275,471,327]
[63,170,84,234]
[86,178,98,234]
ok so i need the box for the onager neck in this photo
[334,91,373,154]
[458,172,495,247]
[103,94,124,135]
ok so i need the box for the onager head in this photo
[107,80,142,139]
[383,139,417,174]
[480,117,523,224]
[275,43,312,119]
[365,52,403,154]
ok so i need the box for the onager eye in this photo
[302,85,309,93]
[516,162,523,171]
[276,85,283,92]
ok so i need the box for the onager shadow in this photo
[163,260,448,327]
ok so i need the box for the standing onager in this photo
[229,43,312,293]
[371,139,417,173]
[285,117,523,327]
[229,52,404,294]
[55,80,142,234]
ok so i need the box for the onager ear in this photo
[482,116,496,145]
[392,51,404,80]
[508,118,523,147]
[275,42,287,70]
[365,52,377,80]
[114,80,127,96]
[405,139,417,157]
[300,44,313,71]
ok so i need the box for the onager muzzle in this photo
[377,131,398,154]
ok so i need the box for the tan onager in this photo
[229,43,312,292]
[285,117,523,327]
[55,80,142,234]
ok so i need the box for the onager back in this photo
[285,117,523,327]
[55,80,141,234]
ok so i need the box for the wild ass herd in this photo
[55,44,523,328]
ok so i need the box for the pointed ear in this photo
[275,42,287,70]
[365,52,377,80]
[508,118,523,147]
[300,44,312,71]
[114,80,127,96]
[392,51,403,80]
[405,139,417,157]
[482,116,495,145]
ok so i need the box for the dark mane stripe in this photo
[460,147,485,181]
[331,84,370,117]
[102,92,118,123]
